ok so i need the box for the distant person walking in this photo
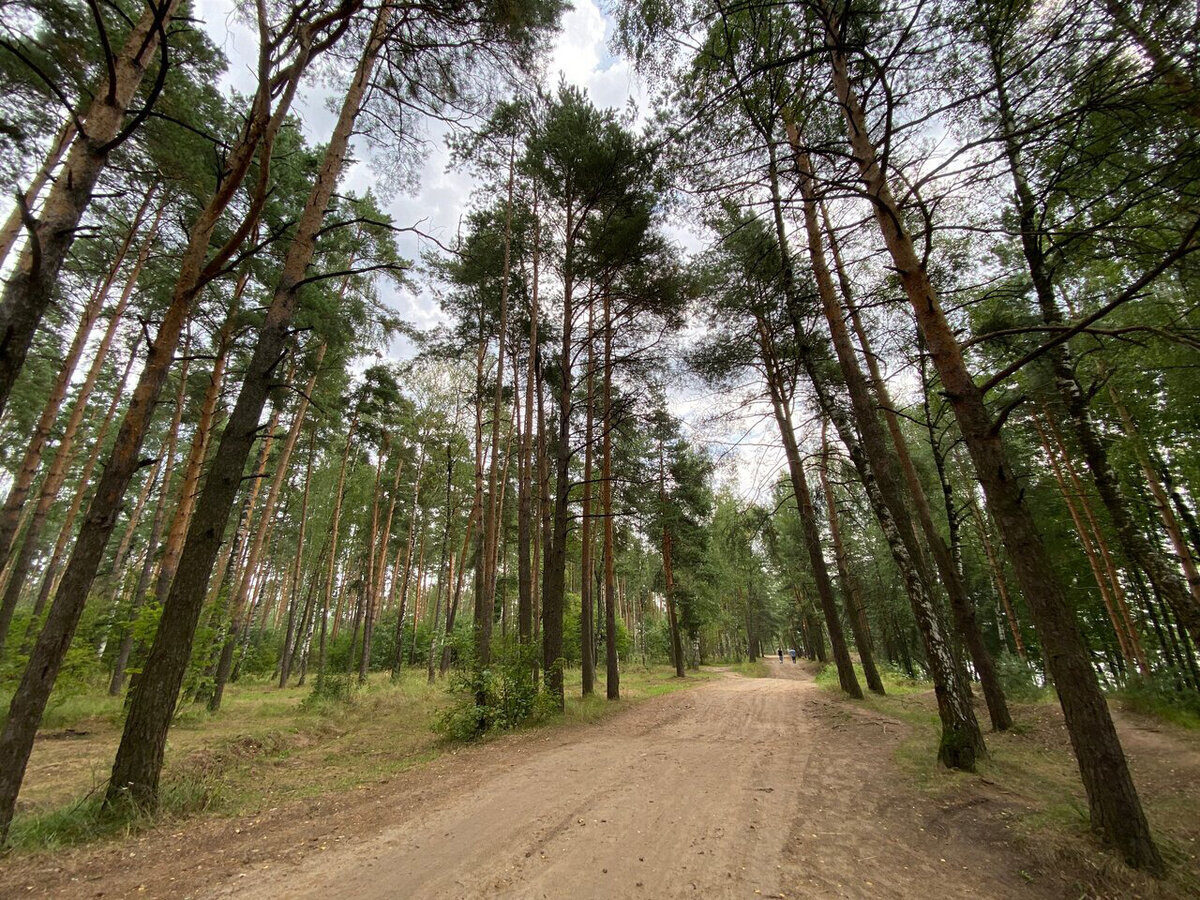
[777,648,784,662]
[789,648,797,663]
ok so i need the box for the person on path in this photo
[789,648,797,663]
[778,648,784,662]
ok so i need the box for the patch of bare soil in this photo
[1,661,1193,898]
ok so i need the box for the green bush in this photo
[437,635,554,741]
[303,671,358,708]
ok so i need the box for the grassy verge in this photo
[6,662,703,853]
[725,659,770,678]
[812,662,1200,898]
[7,672,449,851]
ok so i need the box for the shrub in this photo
[437,635,554,741]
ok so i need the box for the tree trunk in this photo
[0,118,77,268]
[280,434,318,687]
[151,288,246,609]
[109,376,187,699]
[392,440,427,676]
[824,10,1161,869]
[105,8,386,808]
[208,393,287,713]
[0,10,316,839]
[787,140,993,750]
[0,188,160,573]
[985,29,1200,650]
[542,205,575,710]
[0,0,179,419]
[756,320,862,700]
[517,193,540,647]
[818,425,884,695]
[23,332,146,647]
[580,297,596,696]
[601,290,619,700]
[427,444,455,684]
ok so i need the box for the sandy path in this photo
[1,664,1067,898]
[201,663,1043,900]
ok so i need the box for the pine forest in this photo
[0,0,1198,895]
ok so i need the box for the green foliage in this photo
[1115,676,1200,730]
[994,653,1051,703]
[305,672,358,707]
[437,635,553,741]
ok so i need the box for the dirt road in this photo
[4,665,1071,898]
[224,664,1041,899]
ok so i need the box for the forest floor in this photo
[1,661,1198,898]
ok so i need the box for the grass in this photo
[5,662,704,854]
[812,661,1200,898]
[6,671,450,852]
[1113,679,1200,731]
[726,659,770,678]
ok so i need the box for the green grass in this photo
[556,664,713,724]
[5,662,701,854]
[812,659,929,697]
[1113,679,1200,730]
[726,659,770,678]
[812,661,1200,897]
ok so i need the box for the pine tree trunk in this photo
[280,435,317,687]
[0,0,179,419]
[542,207,575,710]
[824,10,1161,868]
[393,441,426,675]
[95,439,165,660]
[823,201,1009,727]
[787,141,992,750]
[517,194,540,646]
[427,445,455,684]
[209,396,286,713]
[580,298,596,695]
[105,9,386,807]
[108,348,190,696]
[151,286,245,608]
[0,118,77,268]
[0,14,316,839]
[1035,413,1139,671]
[756,320,862,699]
[818,426,884,694]
[23,333,145,646]
[0,190,160,575]
[601,291,619,700]
[985,31,1200,649]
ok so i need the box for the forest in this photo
[0,0,1198,894]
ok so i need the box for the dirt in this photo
[0,662,1192,898]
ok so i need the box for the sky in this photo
[191,0,789,502]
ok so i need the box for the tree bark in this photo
[105,7,384,807]
[824,9,1161,869]
[756,320,862,699]
[0,0,179,419]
